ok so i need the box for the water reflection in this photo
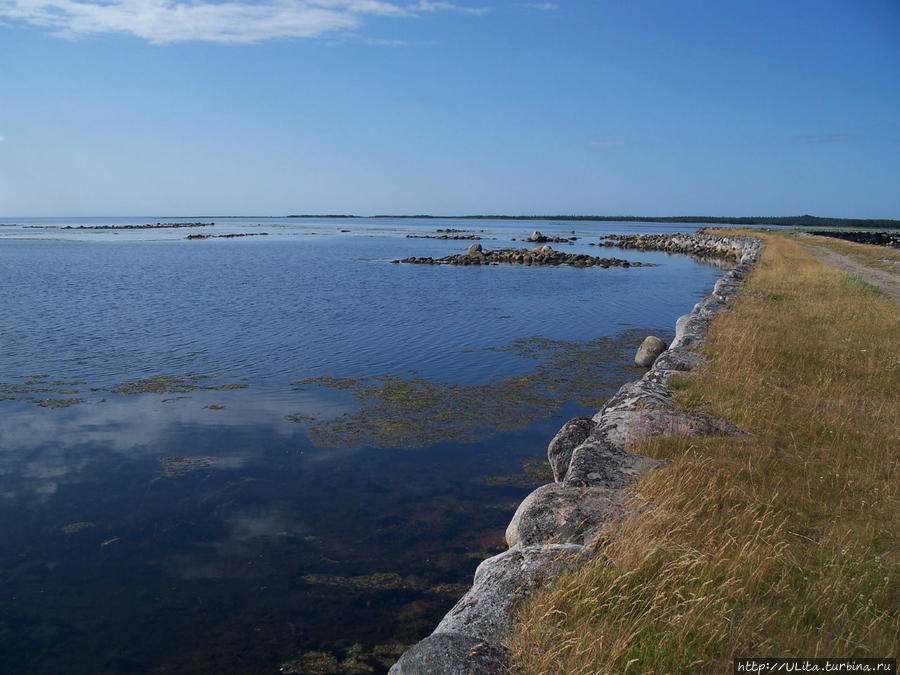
[0,219,729,672]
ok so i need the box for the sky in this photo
[0,0,898,218]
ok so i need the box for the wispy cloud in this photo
[0,136,5,142]
[0,0,489,44]
[412,1,489,14]
[522,2,557,9]
[589,140,631,148]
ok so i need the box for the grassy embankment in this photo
[508,233,899,672]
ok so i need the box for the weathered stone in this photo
[651,346,707,372]
[505,483,630,547]
[433,544,591,643]
[547,416,593,482]
[389,633,509,675]
[694,294,728,318]
[564,438,667,488]
[467,243,483,255]
[591,403,748,454]
[670,312,709,350]
[634,335,667,367]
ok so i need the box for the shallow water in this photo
[0,217,724,672]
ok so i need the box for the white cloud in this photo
[413,1,489,14]
[0,0,489,44]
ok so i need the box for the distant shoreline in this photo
[285,214,900,229]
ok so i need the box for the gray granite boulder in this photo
[652,346,707,373]
[433,544,591,643]
[467,243,483,255]
[634,335,667,367]
[671,311,709,350]
[563,438,666,488]
[594,405,747,452]
[505,483,630,547]
[389,633,509,674]
[547,416,593,482]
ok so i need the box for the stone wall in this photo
[390,233,764,674]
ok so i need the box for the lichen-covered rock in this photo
[505,483,629,547]
[389,633,509,675]
[651,346,707,372]
[563,438,667,488]
[467,243,483,255]
[433,544,591,643]
[592,405,748,454]
[634,335,667,367]
[547,416,593,482]
[671,311,709,350]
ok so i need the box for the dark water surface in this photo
[1,217,724,673]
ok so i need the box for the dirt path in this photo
[799,237,900,305]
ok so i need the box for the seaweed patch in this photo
[286,330,651,449]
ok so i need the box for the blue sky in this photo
[1,0,898,218]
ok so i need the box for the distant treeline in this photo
[286,214,899,229]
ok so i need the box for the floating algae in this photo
[33,397,85,408]
[159,456,214,477]
[483,459,554,487]
[301,572,467,596]
[287,330,649,449]
[61,522,96,535]
[1,372,246,407]
[1,377,87,406]
[108,373,247,395]
[279,643,407,674]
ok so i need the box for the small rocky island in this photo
[523,230,577,244]
[394,243,645,268]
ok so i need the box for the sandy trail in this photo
[799,237,900,305]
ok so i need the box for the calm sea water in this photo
[0,217,724,673]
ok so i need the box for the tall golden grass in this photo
[507,234,899,673]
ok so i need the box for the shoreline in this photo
[390,231,764,673]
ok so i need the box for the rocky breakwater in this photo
[394,243,644,268]
[594,230,748,261]
[390,233,763,674]
[811,230,900,249]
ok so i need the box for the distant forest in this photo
[286,214,900,229]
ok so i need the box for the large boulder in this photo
[505,483,630,548]
[547,416,594,482]
[564,439,666,488]
[389,633,509,674]
[467,243,483,255]
[433,544,591,643]
[634,335,667,367]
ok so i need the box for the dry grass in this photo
[507,234,899,673]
